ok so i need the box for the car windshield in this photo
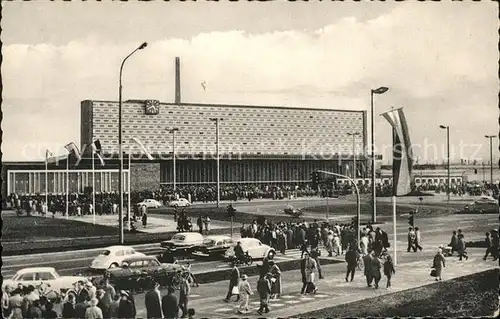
[99,250,111,256]
[172,235,186,241]
[203,239,216,245]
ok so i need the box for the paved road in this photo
[2,211,495,279]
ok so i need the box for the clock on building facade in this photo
[144,100,160,115]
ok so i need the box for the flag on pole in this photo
[91,139,105,166]
[64,142,82,162]
[382,108,414,196]
[45,149,54,163]
[131,137,154,160]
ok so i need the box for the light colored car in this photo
[168,198,191,207]
[2,267,86,293]
[464,196,499,213]
[137,199,162,209]
[90,246,146,270]
[193,235,234,258]
[224,238,276,260]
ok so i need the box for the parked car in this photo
[464,196,499,213]
[106,256,184,291]
[224,238,276,261]
[137,199,162,209]
[192,235,234,258]
[168,198,191,207]
[160,232,204,262]
[2,267,86,296]
[90,246,145,270]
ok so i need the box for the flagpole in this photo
[66,156,69,219]
[92,149,96,226]
[393,195,397,266]
[45,153,48,217]
[128,150,131,232]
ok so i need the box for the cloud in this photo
[2,2,497,163]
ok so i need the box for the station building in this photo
[2,99,370,199]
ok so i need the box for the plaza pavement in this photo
[130,248,498,318]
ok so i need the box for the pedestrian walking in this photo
[383,255,396,289]
[491,229,499,261]
[203,215,211,233]
[345,246,357,282]
[432,248,446,281]
[96,289,111,319]
[483,232,492,260]
[237,275,253,314]
[407,227,416,252]
[145,281,162,319]
[142,212,148,228]
[303,253,318,294]
[223,265,240,303]
[197,216,203,234]
[257,274,272,315]
[448,230,458,255]
[370,253,382,289]
[162,287,179,319]
[362,253,373,287]
[457,233,468,261]
[310,247,323,279]
[415,227,423,251]
[269,261,282,299]
[117,291,135,319]
[178,275,190,318]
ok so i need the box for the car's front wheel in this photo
[109,263,119,269]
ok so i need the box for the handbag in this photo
[430,268,437,277]
[232,286,239,295]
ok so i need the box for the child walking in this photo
[383,255,396,289]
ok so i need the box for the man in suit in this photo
[162,287,179,319]
[224,265,240,302]
[145,281,162,319]
[370,253,382,289]
[362,253,373,287]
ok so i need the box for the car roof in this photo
[239,238,259,244]
[206,235,232,241]
[17,267,56,274]
[122,255,158,262]
[104,246,135,251]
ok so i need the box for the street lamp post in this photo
[371,86,389,223]
[439,125,450,203]
[118,42,147,244]
[347,132,361,181]
[485,135,495,184]
[168,128,180,194]
[209,118,223,208]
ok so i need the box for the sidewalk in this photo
[184,248,498,318]
[51,213,233,233]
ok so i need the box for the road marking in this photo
[273,303,286,307]
[190,294,201,298]
[214,307,233,312]
[250,301,260,305]
[299,296,314,300]
[285,300,301,304]
[281,295,295,299]
[315,294,329,298]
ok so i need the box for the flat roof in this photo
[84,100,365,114]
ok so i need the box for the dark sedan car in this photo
[106,256,184,291]
[192,235,234,259]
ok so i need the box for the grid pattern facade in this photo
[81,100,367,157]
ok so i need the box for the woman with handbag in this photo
[431,249,446,281]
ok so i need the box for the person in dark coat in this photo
[26,299,42,319]
[62,293,77,319]
[97,289,112,319]
[370,253,382,289]
[117,291,135,319]
[362,253,373,287]
[457,234,468,261]
[142,212,148,228]
[345,247,357,282]
[257,274,272,315]
[145,282,162,319]
[383,255,396,288]
[491,229,499,261]
[483,232,492,260]
[41,301,58,319]
[448,230,458,254]
[162,287,179,319]
[224,265,240,302]
[75,301,89,319]
[197,216,203,234]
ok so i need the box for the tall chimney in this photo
[175,57,181,104]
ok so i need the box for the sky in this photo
[2,1,498,165]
